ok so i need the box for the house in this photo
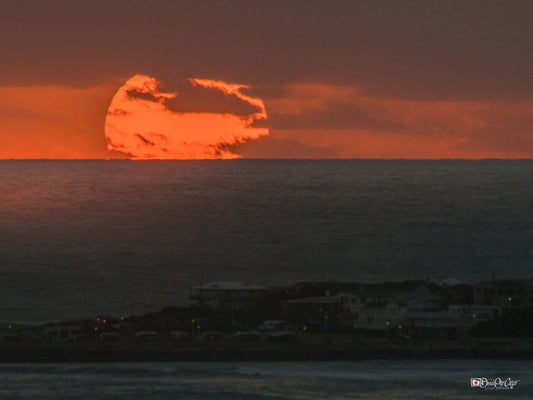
[285,281,360,299]
[404,310,457,338]
[407,295,445,311]
[42,326,82,344]
[282,295,341,330]
[473,280,533,309]
[355,280,441,305]
[353,300,407,331]
[190,282,269,310]
[282,293,371,331]
[403,293,457,338]
[282,296,340,317]
[449,304,501,329]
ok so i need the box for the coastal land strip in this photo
[1,336,532,363]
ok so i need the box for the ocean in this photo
[0,160,532,323]
[1,359,531,399]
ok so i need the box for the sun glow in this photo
[104,75,268,159]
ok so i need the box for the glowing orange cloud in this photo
[255,82,533,159]
[0,84,118,159]
[104,75,268,159]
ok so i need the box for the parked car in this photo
[234,331,261,342]
[170,330,190,342]
[134,331,157,343]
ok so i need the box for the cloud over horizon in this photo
[233,82,533,159]
[0,1,532,159]
[104,75,268,159]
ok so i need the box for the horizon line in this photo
[1,158,533,162]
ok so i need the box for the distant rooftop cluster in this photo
[1,279,532,349]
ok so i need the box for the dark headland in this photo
[1,279,532,362]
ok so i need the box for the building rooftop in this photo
[283,296,341,305]
[406,311,456,320]
[192,282,268,291]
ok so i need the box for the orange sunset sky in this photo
[0,0,532,159]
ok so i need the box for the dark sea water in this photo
[1,360,531,399]
[0,160,532,323]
